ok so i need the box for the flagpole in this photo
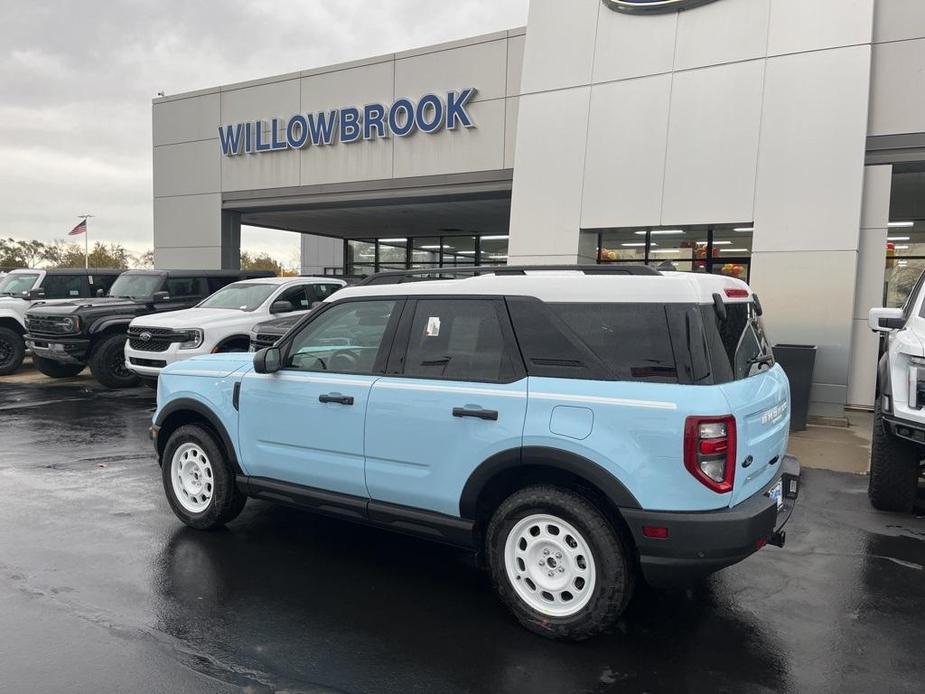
[78,214,93,269]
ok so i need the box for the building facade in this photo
[152,0,925,418]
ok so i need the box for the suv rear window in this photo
[701,303,772,381]
[548,303,678,383]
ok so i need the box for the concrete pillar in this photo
[847,165,892,408]
[220,211,241,270]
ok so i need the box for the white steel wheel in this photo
[170,442,215,514]
[503,513,597,617]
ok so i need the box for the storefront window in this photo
[592,224,753,280]
[884,221,925,307]
[479,235,509,264]
[442,236,476,266]
[345,234,510,274]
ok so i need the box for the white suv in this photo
[125,276,345,381]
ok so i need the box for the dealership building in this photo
[152,0,925,419]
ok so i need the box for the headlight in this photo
[59,317,79,333]
[179,329,204,350]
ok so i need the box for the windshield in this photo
[0,272,40,296]
[108,274,163,299]
[198,283,277,311]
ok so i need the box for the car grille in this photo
[127,326,177,353]
[25,315,71,336]
[250,333,281,351]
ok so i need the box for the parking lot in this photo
[0,361,923,693]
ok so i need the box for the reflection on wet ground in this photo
[1,380,923,693]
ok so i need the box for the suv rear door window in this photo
[548,303,678,383]
[706,303,772,381]
[42,274,89,299]
[166,277,205,298]
[403,299,512,383]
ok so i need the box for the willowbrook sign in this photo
[218,87,478,156]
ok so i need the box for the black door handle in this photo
[319,393,354,405]
[453,407,498,421]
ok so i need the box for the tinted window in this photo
[89,274,118,295]
[207,276,238,293]
[286,300,396,375]
[274,285,312,312]
[310,283,342,302]
[109,274,162,299]
[549,303,678,383]
[42,274,88,299]
[705,303,772,381]
[166,277,204,298]
[403,299,510,383]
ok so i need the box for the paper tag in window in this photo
[425,316,441,337]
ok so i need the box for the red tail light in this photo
[684,415,736,493]
[724,288,750,298]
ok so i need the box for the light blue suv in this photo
[151,265,800,640]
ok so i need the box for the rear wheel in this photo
[89,333,139,389]
[31,355,84,378]
[161,424,246,530]
[0,326,25,376]
[868,402,921,513]
[486,485,635,640]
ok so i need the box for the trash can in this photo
[773,344,817,432]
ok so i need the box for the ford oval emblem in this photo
[139,331,152,342]
[602,0,721,13]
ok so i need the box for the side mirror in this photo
[253,346,282,374]
[270,300,294,314]
[151,291,170,303]
[27,288,46,300]
[869,307,905,332]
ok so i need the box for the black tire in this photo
[88,333,139,389]
[485,485,635,640]
[869,403,921,513]
[161,424,246,530]
[0,326,25,376]
[31,355,84,379]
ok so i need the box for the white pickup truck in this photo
[0,268,121,375]
[124,276,345,383]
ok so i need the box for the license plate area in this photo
[768,480,783,510]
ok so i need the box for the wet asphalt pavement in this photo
[0,378,923,694]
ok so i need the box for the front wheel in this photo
[869,404,921,513]
[31,355,84,378]
[486,485,635,640]
[89,333,139,388]
[0,326,25,376]
[161,424,246,530]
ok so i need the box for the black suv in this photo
[24,269,273,388]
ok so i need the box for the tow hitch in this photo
[769,530,786,548]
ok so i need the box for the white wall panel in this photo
[392,98,505,179]
[848,319,879,408]
[868,39,925,136]
[154,246,222,270]
[153,93,220,147]
[593,4,677,83]
[519,0,598,92]
[153,140,220,197]
[153,194,222,249]
[504,96,519,169]
[767,0,874,56]
[506,34,526,96]
[662,61,764,225]
[509,87,590,261]
[873,0,925,43]
[581,75,671,229]
[396,39,506,102]
[222,149,300,191]
[754,46,871,253]
[675,0,770,71]
[221,79,301,129]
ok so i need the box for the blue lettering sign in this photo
[217,88,477,156]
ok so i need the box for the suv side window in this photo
[207,276,236,293]
[286,300,396,374]
[166,277,205,299]
[310,283,342,303]
[402,299,513,383]
[42,274,88,299]
[89,274,117,296]
[275,285,311,312]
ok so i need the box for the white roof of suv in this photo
[233,276,345,286]
[329,270,752,305]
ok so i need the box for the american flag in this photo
[68,219,87,236]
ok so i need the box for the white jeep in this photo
[868,273,925,512]
[124,276,345,382]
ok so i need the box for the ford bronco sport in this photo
[151,265,801,640]
[24,269,272,388]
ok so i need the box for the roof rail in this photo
[354,264,660,286]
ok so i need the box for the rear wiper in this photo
[748,354,774,369]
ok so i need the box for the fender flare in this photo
[89,317,133,335]
[458,446,641,520]
[154,397,242,474]
[214,334,251,352]
[877,350,891,400]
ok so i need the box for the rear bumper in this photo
[24,335,90,364]
[623,455,801,586]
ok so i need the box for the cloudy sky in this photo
[0,0,529,267]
